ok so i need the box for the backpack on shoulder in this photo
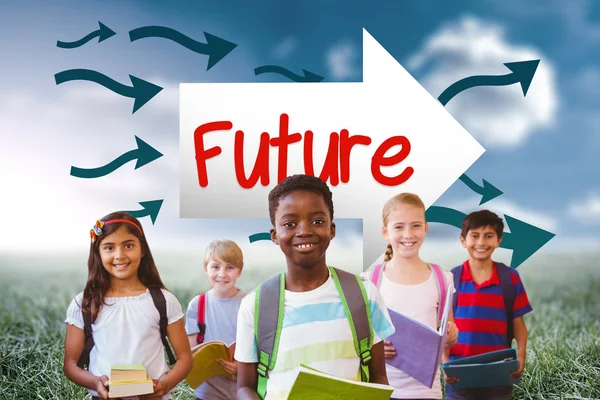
[196,292,207,345]
[451,262,515,346]
[77,286,177,370]
[370,262,449,329]
[253,267,374,400]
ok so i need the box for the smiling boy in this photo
[185,239,245,400]
[234,174,395,400]
[444,210,533,400]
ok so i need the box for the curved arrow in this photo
[254,65,324,82]
[124,200,164,225]
[458,174,503,205]
[438,60,540,106]
[128,26,237,71]
[54,69,162,114]
[425,206,555,268]
[70,136,163,179]
[249,232,271,243]
[57,21,116,49]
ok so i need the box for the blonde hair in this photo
[204,239,244,271]
[382,193,426,262]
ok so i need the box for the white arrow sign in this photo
[179,28,485,269]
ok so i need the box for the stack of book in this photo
[109,364,154,398]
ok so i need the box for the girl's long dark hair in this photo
[81,211,166,323]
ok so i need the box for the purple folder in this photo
[385,287,453,388]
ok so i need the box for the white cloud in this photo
[326,40,360,80]
[568,192,600,224]
[407,16,559,148]
[272,37,299,59]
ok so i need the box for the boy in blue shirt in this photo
[185,239,246,400]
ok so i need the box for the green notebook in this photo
[287,364,394,400]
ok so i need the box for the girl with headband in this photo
[62,211,192,399]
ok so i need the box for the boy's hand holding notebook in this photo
[442,348,521,389]
[108,364,154,398]
[185,340,237,389]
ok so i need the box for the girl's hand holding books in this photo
[217,358,238,375]
[138,379,166,399]
[444,321,458,349]
[383,340,396,359]
[94,375,109,400]
[444,374,459,385]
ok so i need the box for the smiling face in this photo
[98,226,143,283]
[383,204,428,260]
[205,256,242,296]
[270,190,336,271]
[460,225,502,262]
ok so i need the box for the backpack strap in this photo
[451,265,463,316]
[148,287,177,366]
[429,263,447,328]
[495,262,515,347]
[196,292,207,344]
[330,267,373,383]
[370,263,384,288]
[255,274,285,400]
[76,312,94,369]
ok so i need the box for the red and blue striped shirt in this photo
[449,260,533,360]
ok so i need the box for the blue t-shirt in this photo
[185,289,245,400]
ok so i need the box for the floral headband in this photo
[90,219,144,243]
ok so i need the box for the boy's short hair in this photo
[268,174,334,225]
[461,210,504,239]
[204,239,244,270]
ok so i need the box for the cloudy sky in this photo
[1,0,599,271]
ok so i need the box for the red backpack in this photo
[196,292,207,344]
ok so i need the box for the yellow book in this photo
[185,341,236,389]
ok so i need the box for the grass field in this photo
[1,252,599,399]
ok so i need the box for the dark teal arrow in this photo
[425,206,555,268]
[128,26,237,71]
[438,60,540,106]
[458,174,503,205]
[54,69,162,113]
[249,232,271,243]
[57,21,116,49]
[70,136,163,179]
[254,65,324,82]
[124,200,164,225]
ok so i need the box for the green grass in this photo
[1,253,599,399]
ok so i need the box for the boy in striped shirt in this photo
[444,210,532,400]
[235,174,395,400]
